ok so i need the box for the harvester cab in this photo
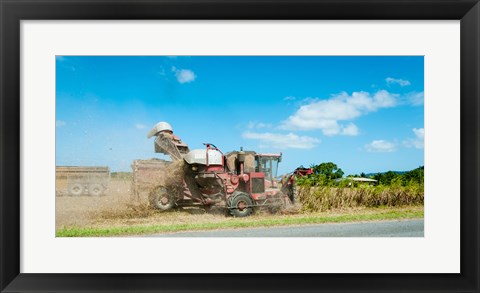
[254,153,282,187]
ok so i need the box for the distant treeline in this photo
[111,172,133,179]
[371,166,424,186]
[296,162,424,187]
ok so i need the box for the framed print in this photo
[1,0,479,292]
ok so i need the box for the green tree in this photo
[404,166,424,185]
[311,162,344,180]
[373,171,400,185]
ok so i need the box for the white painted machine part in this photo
[147,121,173,138]
[184,149,223,165]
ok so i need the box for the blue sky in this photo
[56,56,424,175]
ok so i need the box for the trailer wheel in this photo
[68,183,84,196]
[149,186,175,211]
[89,183,104,196]
[228,192,254,217]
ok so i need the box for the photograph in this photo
[2,0,479,290]
[55,55,425,237]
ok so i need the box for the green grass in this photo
[56,207,423,237]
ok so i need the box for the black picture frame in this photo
[1,0,479,292]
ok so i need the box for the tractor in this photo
[143,121,310,217]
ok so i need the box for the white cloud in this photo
[413,128,424,138]
[247,121,272,129]
[172,66,196,84]
[284,96,296,101]
[56,120,66,127]
[405,91,424,106]
[365,140,396,152]
[135,123,147,130]
[242,131,320,149]
[386,77,411,87]
[342,123,359,136]
[280,90,397,135]
[403,127,424,149]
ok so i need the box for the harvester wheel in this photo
[88,183,104,196]
[289,186,297,203]
[228,192,254,217]
[68,183,84,196]
[149,186,175,211]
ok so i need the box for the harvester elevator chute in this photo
[147,121,189,161]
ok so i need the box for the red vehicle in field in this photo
[136,122,311,217]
